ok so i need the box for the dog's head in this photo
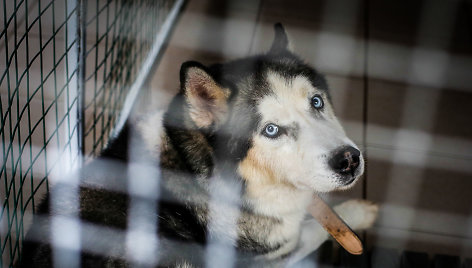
[177,24,363,193]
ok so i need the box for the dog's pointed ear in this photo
[269,23,292,53]
[180,61,230,129]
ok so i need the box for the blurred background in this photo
[1,0,472,266]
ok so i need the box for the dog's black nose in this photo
[329,146,361,176]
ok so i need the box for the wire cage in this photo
[0,0,183,266]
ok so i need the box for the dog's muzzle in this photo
[328,146,361,185]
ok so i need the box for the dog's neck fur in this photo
[239,157,313,219]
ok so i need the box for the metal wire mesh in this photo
[0,0,178,266]
[82,0,176,155]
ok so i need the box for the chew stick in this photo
[308,194,363,255]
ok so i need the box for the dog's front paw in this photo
[333,199,378,231]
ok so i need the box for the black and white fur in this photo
[20,24,377,267]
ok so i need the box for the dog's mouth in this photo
[342,176,357,186]
[336,163,364,188]
[342,175,358,186]
[345,167,363,184]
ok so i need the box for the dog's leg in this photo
[334,199,378,231]
[287,199,378,266]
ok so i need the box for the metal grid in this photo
[83,0,176,155]
[0,0,179,266]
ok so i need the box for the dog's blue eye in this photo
[311,95,324,109]
[263,123,279,138]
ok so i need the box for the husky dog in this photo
[20,24,377,267]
